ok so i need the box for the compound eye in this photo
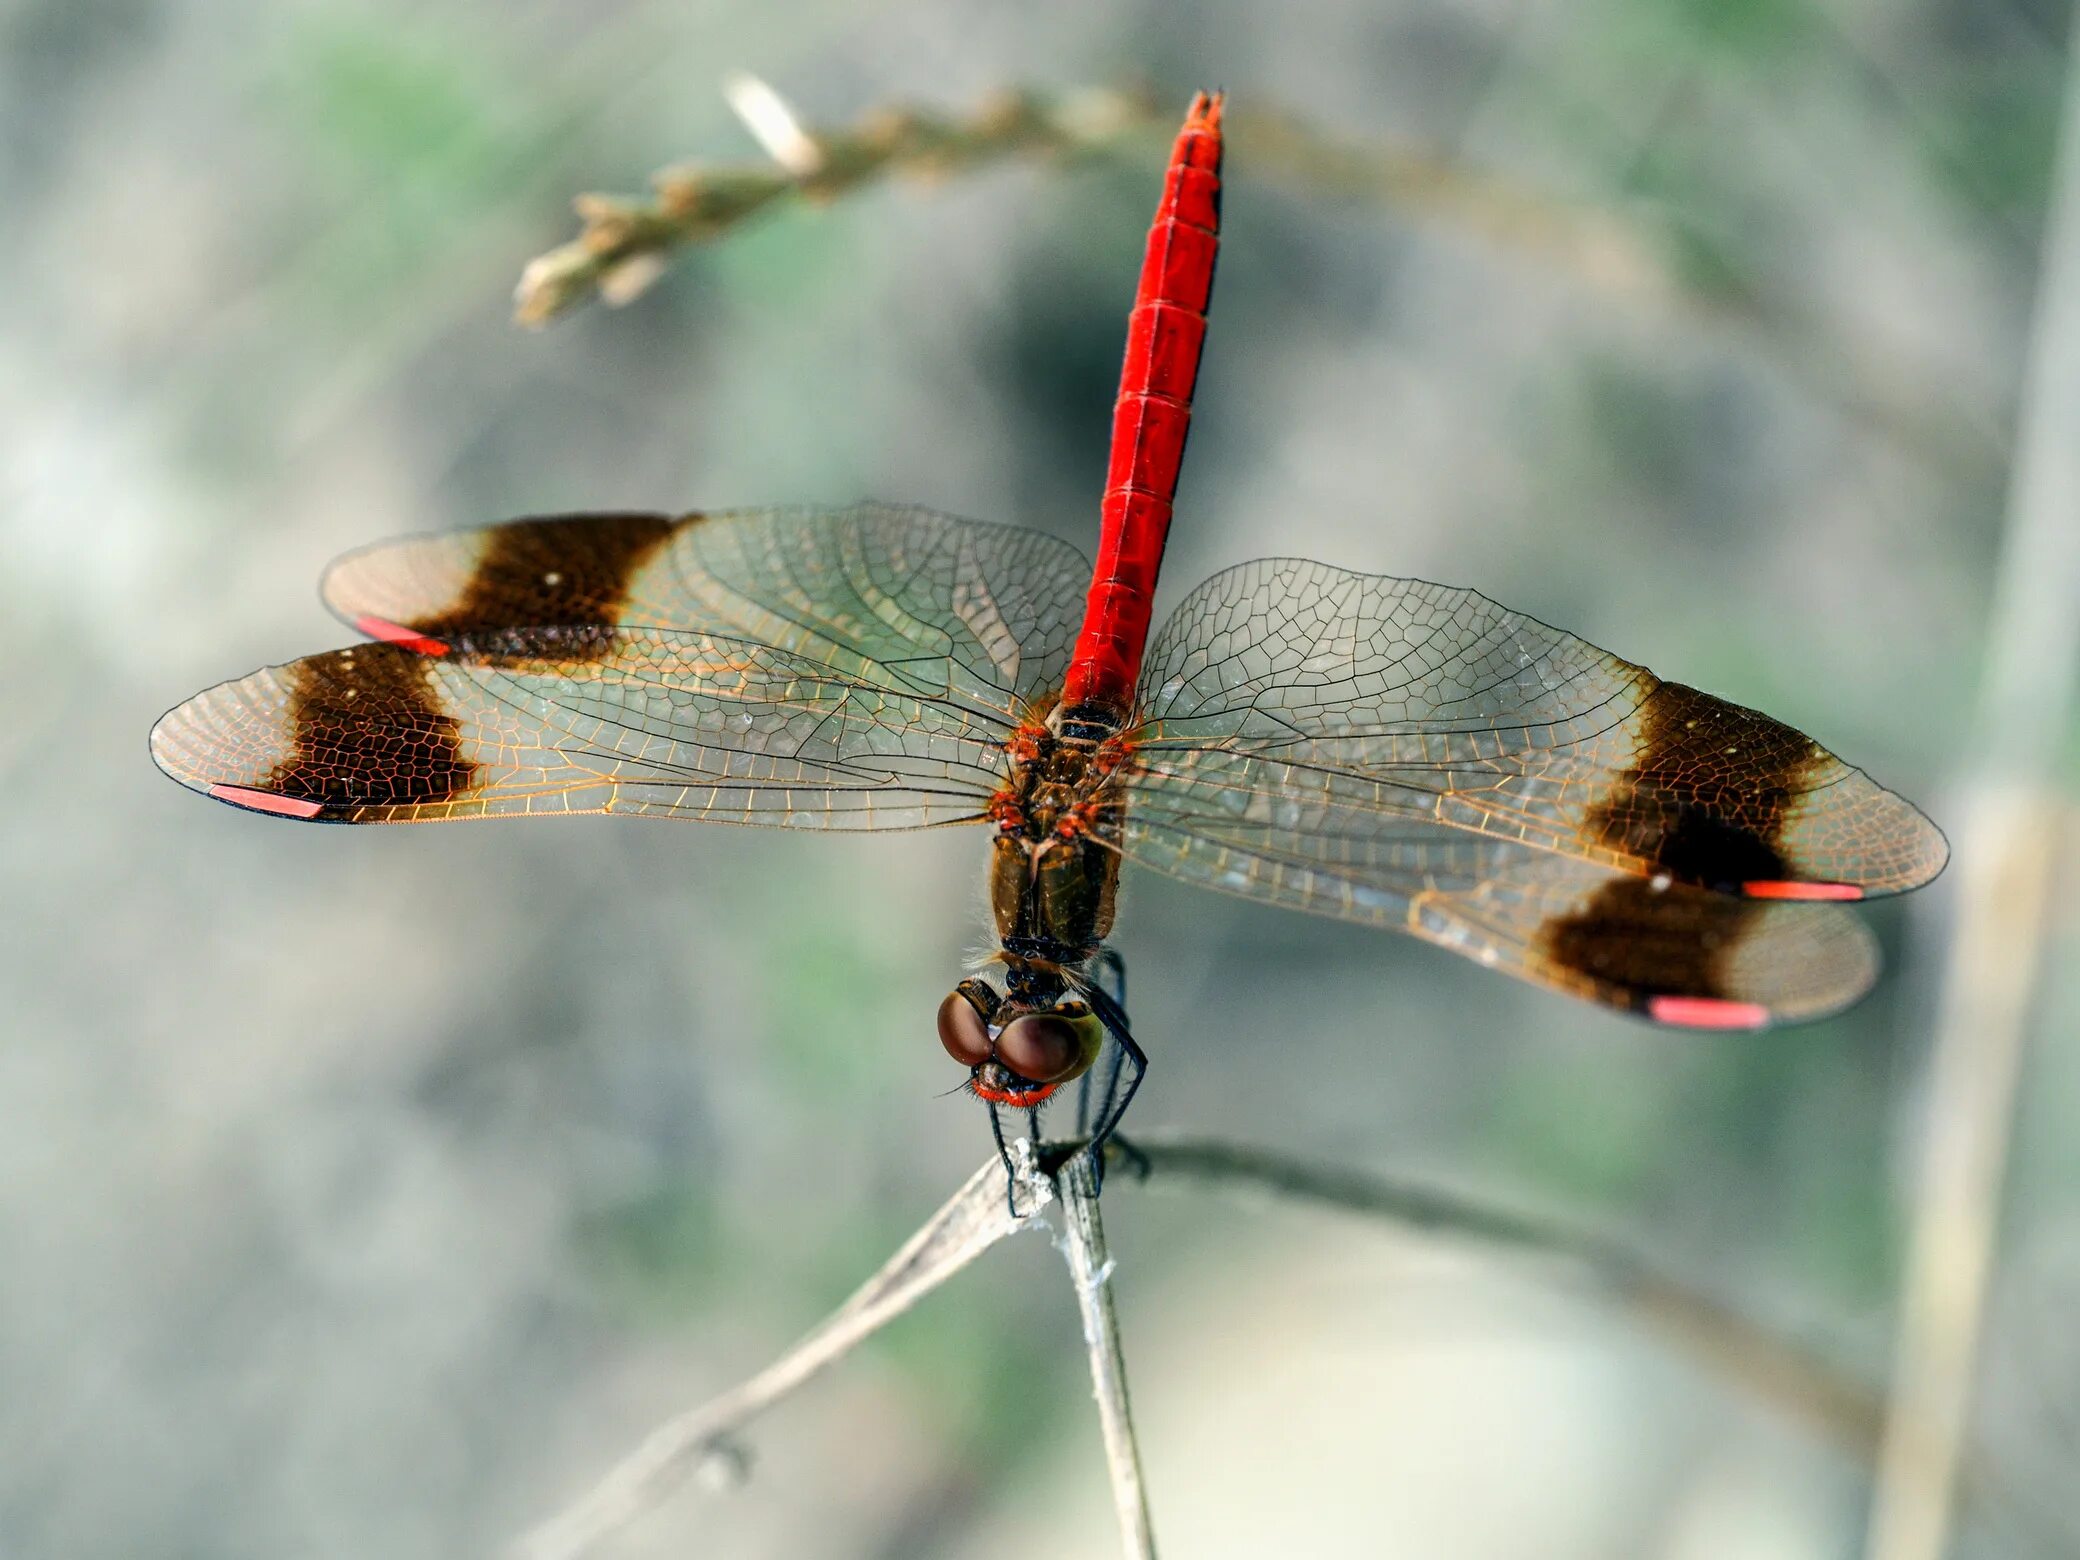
[996,1011,1097,1084]
[937,986,995,1068]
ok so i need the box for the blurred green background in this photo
[2,0,2076,1556]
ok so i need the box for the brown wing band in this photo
[260,648,474,820]
[1545,678,1836,1010]
[407,513,689,657]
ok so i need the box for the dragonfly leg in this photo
[1083,1028,1147,1194]
[1066,965,1145,1197]
[1076,946,1130,1138]
[1075,1026,1122,1141]
[1086,1030,1123,1140]
[987,1100,1023,1219]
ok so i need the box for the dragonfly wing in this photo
[1121,805,1875,1024]
[1132,558,1948,899]
[319,503,1090,716]
[159,506,1095,827]
[153,627,1013,827]
[1121,557,1944,1025]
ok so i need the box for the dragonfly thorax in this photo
[937,708,1135,1107]
[986,710,1132,966]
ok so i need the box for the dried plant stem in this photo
[511,1145,1051,1560]
[1864,799,2060,1560]
[1240,102,1673,306]
[1861,31,2080,1560]
[513,80,1992,473]
[1120,1133,1886,1456]
[1132,1135,2071,1550]
[513,82,1675,330]
[512,1131,1946,1560]
[1056,1159,1156,1559]
[514,85,1154,325]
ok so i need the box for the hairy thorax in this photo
[986,701,1136,966]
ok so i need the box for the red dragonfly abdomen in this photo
[1059,91,1225,719]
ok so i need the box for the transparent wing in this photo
[156,507,1093,828]
[1123,808,1876,1023]
[1121,558,1946,1024]
[152,628,1014,827]
[319,503,1090,714]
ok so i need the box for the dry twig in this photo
[512,80,1678,330]
[513,79,1997,476]
[514,84,1153,326]
[512,1144,1051,1560]
[1126,1134,1887,1457]
[512,1132,1937,1559]
[1861,30,2080,1560]
[1055,1157,1156,1558]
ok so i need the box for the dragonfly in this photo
[153,93,1947,1179]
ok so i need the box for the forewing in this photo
[319,503,1090,718]
[159,505,1095,827]
[1132,558,1947,897]
[1121,558,1945,1024]
[152,628,1010,827]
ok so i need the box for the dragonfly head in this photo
[937,977,1104,1107]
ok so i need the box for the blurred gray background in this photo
[3,0,2076,1555]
